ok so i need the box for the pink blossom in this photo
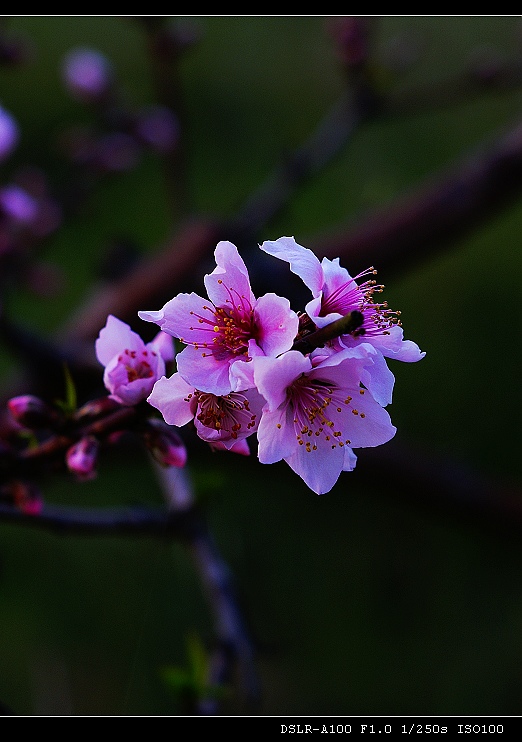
[95,315,174,406]
[147,372,264,452]
[139,241,299,395]
[253,348,396,495]
[260,236,425,405]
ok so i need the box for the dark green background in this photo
[0,16,521,715]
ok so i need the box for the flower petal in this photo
[285,440,345,495]
[95,314,144,367]
[254,351,311,411]
[260,236,324,296]
[254,292,299,356]
[176,344,235,396]
[147,373,196,426]
[148,330,175,363]
[204,240,255,308]
[256,405,296,464]
[139,292,213,344]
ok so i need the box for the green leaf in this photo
[54,362,77,415]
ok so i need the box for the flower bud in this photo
[75,395,121,421]
[7,394,57,428]
[144,418,187,468]
[66,435,99,481]
[10,480,43,516]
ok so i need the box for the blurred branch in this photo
[357,440,522,537]
[155,462,260,714]
[55,217,224,348]
[230,88,370,240]
[313,116,522,277]
[0,501,185,536]
[138,17,199,224]
[53,109,522,353]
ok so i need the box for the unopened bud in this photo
[75,396,121,421]
[144,418,187,468]
[7,394,57,428]
[66,435,99,481]
[10,480,43,516]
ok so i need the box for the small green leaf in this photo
[54,363,77,415]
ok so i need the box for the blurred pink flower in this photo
[62,47,113,102]
[0,104,19,161]
[0,184,38,224]
[95,314,174,406]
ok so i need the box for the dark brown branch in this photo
[154,464,260,714]
[291,310,364,354]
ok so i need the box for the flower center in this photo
[186,279,256,361]
[120,348,155,383]
[321,267,401,338]
[286,375,365,452]
[194,390,258,439]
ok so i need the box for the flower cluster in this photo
[98,237,424,495]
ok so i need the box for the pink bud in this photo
[7,394,57,428]
[66,436,99,481]
[144,419,187,468]
[11,480,43,516]
[75,396,121,420]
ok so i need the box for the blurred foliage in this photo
[0,15,521,716]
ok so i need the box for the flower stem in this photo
[291,310,364,354]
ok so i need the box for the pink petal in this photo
[148,330,175,363]
[176,344,235,396]
[369,324,426,362]
[256,406,296,464]
[254,293,299,356]
[139,292,213,344]
[204,241,255,308]
[260,236,324,297]
[254,351,311,411]
[95,314,144,367]
[147,374,196,426]
[285,441,345,495]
